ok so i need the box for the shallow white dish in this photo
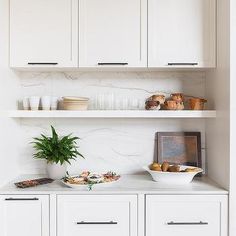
[61,176,120,190]
[143,165,203,184]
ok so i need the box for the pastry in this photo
[168,165,180,172]
[161,162,170,172]
[171,93,184,103]
[150,163,162,171]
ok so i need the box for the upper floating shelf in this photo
[5,110,216,118]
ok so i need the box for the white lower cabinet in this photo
[146,195,228,236]
[0,195,49,236]
[57,195,137,236]
[0,194,227,236]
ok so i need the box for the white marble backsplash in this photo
[17,71,206,104]
[8,71,207,176]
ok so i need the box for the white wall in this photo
[206,0,231,234]
[230,0,236,235]
[205,0,230,189]
[0,0,22,186]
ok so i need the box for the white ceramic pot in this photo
[46,162,67,179]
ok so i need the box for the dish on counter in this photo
[15,178,54,188]
[144,162,203,184]
[61,171,121,190]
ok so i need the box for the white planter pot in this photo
[46,162,67,179]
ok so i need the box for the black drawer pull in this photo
[28,63,58,65]
[167,221,208,225]
[98,63,128,66]
[167,63,198,66]
[5,198,39,201]
[77,221,117,225]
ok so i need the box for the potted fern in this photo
[32,126,84,179]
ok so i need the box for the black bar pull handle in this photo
[5,198,39,201]
[98,63,128,66]
[76,221,118,225]
[167,63,198,66]
[28,63,58,65]
[167,221,208,225]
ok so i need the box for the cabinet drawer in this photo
[57,195,137,236]
[146,195,227,236]
[0,195,49,236]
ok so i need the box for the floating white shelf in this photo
[5,110,216,118]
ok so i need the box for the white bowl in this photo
[143,165,203,184]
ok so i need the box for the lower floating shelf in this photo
[5,110,216,118]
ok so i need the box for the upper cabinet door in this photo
[10,0,78,68]
[0,195,49,236]
[79,0,147,68]
[148,0,216,68]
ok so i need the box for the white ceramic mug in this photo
[22,97,30,110]
[29,96,40,110]
[51,96,58,110]
[41,96,51,110]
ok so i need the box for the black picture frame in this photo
[156,132,202,168]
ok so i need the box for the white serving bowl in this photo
[143,165,203,184]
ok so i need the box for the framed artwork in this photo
[156,132,202,168]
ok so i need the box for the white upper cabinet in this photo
[148,0,216,68]
[9,0,216,69]
[0,195,49,236]
[10,0,78,68]
[79,0,147,68]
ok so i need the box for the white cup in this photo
[22,97,30,110]
[129,98,139,110]
[29,96,40,111]
[122,98,129,110]
[41,96,51,110]
[51,96,58,110]
[97,94,105,110]
[138,99,145,110]
[115,98,121,110]
[107,93,114,110]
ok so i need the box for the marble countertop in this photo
[0,174,228,195]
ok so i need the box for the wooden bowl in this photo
[149,95,166,104]
[189,98,207,110]
[171,93,184,103]
[145,100,161,110]
[164,100,177,110]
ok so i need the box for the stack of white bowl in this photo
[62,97,89,110]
